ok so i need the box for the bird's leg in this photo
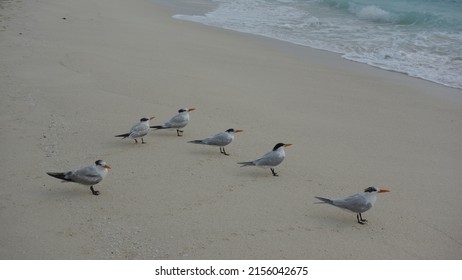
[357,213,367,224]
[271,168,279,176]
[90,186,100,196]
[220,147,230,156]
[141,138,146,144]
[177,129,183,137]
[359,213,368,223]
[134,139,138,144]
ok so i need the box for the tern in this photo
[188,128,243,155]
[46,160,111,195]
[238,143,292,176]
[150,108,195,136]
[115,116,154,144]
[315,187,390,224]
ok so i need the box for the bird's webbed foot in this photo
[220,147,230,156]
[90,186,100,196]
[271,168,279,176]
[357,213,367,224]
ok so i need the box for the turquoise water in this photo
[173,0,462,89]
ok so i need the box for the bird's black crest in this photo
[95,160,104,166]
[364,187,378,193]
[273,143,285,151]
[226,128,234,133]
[140,117,149,122]
[178,108,187,113]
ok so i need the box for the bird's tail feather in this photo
[237,161,256,167]
[115,133,130,138]
[150,125,165,130]
[46,172,71,182]
[314,196,334,205]
[188,140,205,144]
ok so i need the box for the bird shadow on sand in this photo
[185,148,232,157]
[109,139,154,147]
[150,131,185,138]
[309,213,373,229]
[44,185,99,199]
[232,169,285,179]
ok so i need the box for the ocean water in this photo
[173,0,462,89]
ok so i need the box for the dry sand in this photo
[1,0,461,259]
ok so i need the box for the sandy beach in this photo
[1,0,461,259]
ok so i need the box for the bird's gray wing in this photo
[166,114,186,127]
[255,150,283,166]
[130,123,148,137]
[69,166,103,185]
[333,194,371,213]
[203,132,231,146]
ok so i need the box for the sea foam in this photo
[174,0,462,89]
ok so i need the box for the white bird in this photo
[188,128,243,155]
[238,143,292,176]
[46,160,111,195]
[315,187,390,224]
[115,116,154,144]
[151,108,195,136]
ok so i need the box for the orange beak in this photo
[284,144,293,147]
[104,164,111,170]
[188,108,196,112]
[149,116,155,120]
[378,188,390,193]
[235,129,244,133]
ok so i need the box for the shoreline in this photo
[160,0,462,93]
[174,17,462,103]
[153,0,218,16]
[1,0,461,259]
